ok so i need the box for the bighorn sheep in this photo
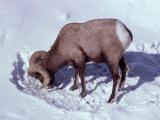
[28,19,133,103]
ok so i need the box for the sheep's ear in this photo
[29,50,47,66]
[39,56,45,63]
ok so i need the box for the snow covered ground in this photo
[0,0,160,120]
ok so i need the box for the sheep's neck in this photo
[43,52,66,73]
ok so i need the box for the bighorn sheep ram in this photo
[28,19,133,103]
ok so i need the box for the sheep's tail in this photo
[123,23,133,41]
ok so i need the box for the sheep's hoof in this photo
[118,83,125,91]
[70,85,78,91]
[118,87,124,91]
[107,98,116,103]
[80,91,87,98]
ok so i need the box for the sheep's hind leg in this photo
[107,63,121,103]
[118,56,129,91]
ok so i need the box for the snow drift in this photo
[0,0,160,120]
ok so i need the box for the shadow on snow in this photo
[10,51,160,102]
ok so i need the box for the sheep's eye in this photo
[40,57,44,62]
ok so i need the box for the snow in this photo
[0,0,160,120]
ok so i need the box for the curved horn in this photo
[35,65,51,87]
[27,65,50,87]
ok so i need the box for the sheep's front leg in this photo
[78,66,87,98]
[74,52,87,97]
[70,67,79,91]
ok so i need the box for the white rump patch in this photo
[116,21,131,50]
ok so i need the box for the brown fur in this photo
[30,19,132,103]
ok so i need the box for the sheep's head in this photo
[27,50,51,88]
